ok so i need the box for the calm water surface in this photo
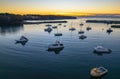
[0,18,120,79]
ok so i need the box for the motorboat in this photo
[94,46,111,53]
[54,33,62,36]
[69,27,76,31]
[48,41,64,50]
[52,26,57,29]
[93,51,111,56]
[44,26,52,32]
[64,25,66,27]
[45,24,52,27]
[106,28,113,33]
[79,35,87,39]
[47,46,64,54]
[78,30,85,34]
[58,23,61,25]
[86,27,92,31]
[79,22,84,34]
[69,22,76,31]
[15,36,28,42]
[90,67,108,77]
[80,23,83,26]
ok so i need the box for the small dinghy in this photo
[79,35,87,39]
[54,33,62,36]
[94,46,111,53]
[44,26,52,32]
[106,28,113,33]
[52,26,57,29]
[78,30,85,34]
[15,36,28,42]
[86,27,92,31]
[58,23,62,25]
[64,25,66,27]
[90,67,108,77]
[80,23,84,26]
[45,24,52,27]
[69,27,76,31]
[48,41,64,50]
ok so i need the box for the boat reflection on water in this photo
[47,48,64,54]
[106,28,113,35]
[15,41,28,46]
[15,36,28,46]
[93,51,111,56]
[90,76,102,79]
[90,73,107,79]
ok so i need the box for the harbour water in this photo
[0,18,120,79]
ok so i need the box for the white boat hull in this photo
[94,46,111,53]
[90,67,108,77]
[48,46,64,49]
[94,48,111,53]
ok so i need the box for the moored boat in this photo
[94,46,111,53]
[15,36,28,42]
[54,33,62,36]
[86,27,92,31]
[69,27,76,31]
[80,23,83,26]
[44,26,52,32]
[78,30,85,34]
[106,28,113,33]
[79,35,87,39]
[48,41,64,50]
[90,67,108,77]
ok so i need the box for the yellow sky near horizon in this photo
[1,0,120,16]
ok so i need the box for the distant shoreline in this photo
[0,13,76,26]
[86,20,120,24]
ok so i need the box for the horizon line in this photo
[0,12,120,16]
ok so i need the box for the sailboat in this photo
[15,36,28,42]
[44,26,52,33]
[52,25,57,29]
[48,40,64,50]
[94,46,111,53]
[107,28,113,32]
[78,25,85,34]
[48,34,64,53]
[80,18,84,26]
[69,22,76,31]
[86,26,92,31]
[80,23,83,26]
[15,36,28,46]
[79,35,87,40]
[45,24,52,27]
[106,24,113,34]
[54,26,62,36]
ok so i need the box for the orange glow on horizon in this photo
[1,8,120,16]
[1,10,120,16]
[1,0,120,16]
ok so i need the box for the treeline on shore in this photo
[0,13,23,26]
[0,13,76,26]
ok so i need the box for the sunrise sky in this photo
[1,0,120,16]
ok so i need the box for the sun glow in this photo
[0,0,120,16]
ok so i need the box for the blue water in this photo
[0,18,120,79]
